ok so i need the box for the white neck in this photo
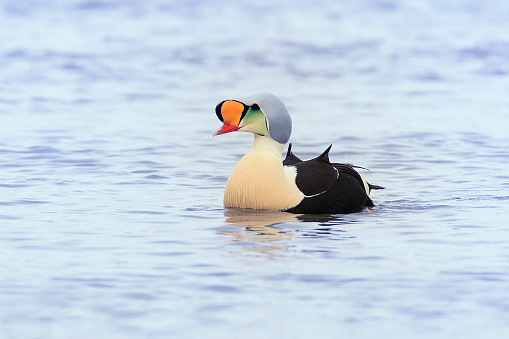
[249,134,285,157]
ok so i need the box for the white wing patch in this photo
[361,177,370,196]
[283,165,298,182]
[284,165,339,199]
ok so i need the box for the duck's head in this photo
[213,93,292,144]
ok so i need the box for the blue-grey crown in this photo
[231,93,292,144]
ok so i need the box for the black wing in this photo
[333,163,366,192]
[292,145,337,196]
[284,144,384,195]
[333,163,385,193]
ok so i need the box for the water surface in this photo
[1,0,509,338]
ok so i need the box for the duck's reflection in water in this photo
[220,210,296,246]
[218,209,352,256]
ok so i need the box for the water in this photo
[1,0,509,338]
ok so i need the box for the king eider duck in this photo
[213,93,383,214]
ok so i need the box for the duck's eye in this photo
[251,103,260,110]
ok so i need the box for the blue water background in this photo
[1,0,509,338]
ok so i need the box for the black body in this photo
[282,144,382,214]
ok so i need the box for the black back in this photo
[283,144,378,214]
[283,143,303,166]
[292,145,337,196]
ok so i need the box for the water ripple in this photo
[2,1,509,338]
